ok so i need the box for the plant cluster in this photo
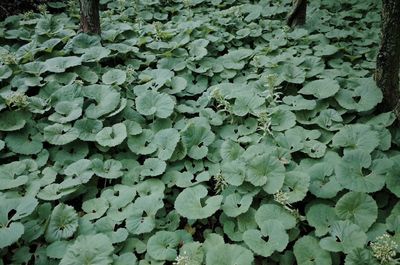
[0,0,399,264]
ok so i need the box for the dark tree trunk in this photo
[287,0,307,27]
[375,0,400,120]
[79,0,101,35]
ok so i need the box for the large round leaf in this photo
[95,123,127,147]
[335,192,377,231]
[146,231,179,261]
[299,78,340,99]
[136,90,175,118]
[174,185,222,219]
[294,236,332,265]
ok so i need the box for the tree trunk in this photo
[287,0,307,27]
[375,0,400,120]
[79,0,101,35]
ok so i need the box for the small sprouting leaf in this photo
[45,204,79,242]
[175,185,222,219]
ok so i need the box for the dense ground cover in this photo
[0,0,399,264]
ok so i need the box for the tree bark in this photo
[79,0,101,35]
[287,0,307,27]
[375,0,400,120]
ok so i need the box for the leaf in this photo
[335,192,377,231]
[82,198,109,220]
[60,234,114,265]
[332,124,380,154]
[95,123,127,147]
[153,128,180,160]
[135,90,175,118]
[140,158,167,177]
[83,84,121,119]
[320,220,367,254]
[245,153,285,193]
[345,249,379,265]
[174,185,222,219]
[44,56,82,73]
[206,243,254,265]
[243,220,288,257]
[335,78,383,112]
[45,204,79,242]
[335,150,392,193]
[65,33,101,54]
[294,236,332,265]
[44,123,80,145]
[0,222,24,248]
[49,98,83,123]
[282,95,317,110]
[221,193,252,217]
[5,125,43,155]
[102,69,127,85]
[270,108,296,132]
[146,231,179,261]
[281,170,310,203]
[181,123,215,160]
[82,46,111,62]
[386,155,400,197]
[74,118,103,141]
[92,159,123,179]
[0,65,12,80]
[299,78,340,99]
[0,111,29,131]
[255,204,296,230]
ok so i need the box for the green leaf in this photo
[95,123,127,147]
[92,159,123,179]
[206,243,254,265]
[345,249,379,265]
[255,204,296,230]
[335,192,378,231]
[44,123,80,145]
[146,231,179,261]
[0,65,12,80]
[245,153,285,193]
[5,125,43,155]
[136,90,175,118]
[221,193,252,217]
[181,123,215,160]
[44,56,82,73]
[83,84,121,119]
[294,236,332,265]
[174,185,222,219]
[82,46,111,62]
[49,98,83,123]
[45,204,79,242]
[320,220,367,253]
[243,220,288,257]
[386,155,400,197]
[335,78,383,112]
[332,124,380,154]
[102,69,126,85]
[298,78,340,99]
[0,111,29,131]
[154,128,180,160]
[60,234,114,265]
[270,108,296,132]
[0,222,24,248]
[141,158,167,177]
[281,170,310,203]
[335,151,392,193]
